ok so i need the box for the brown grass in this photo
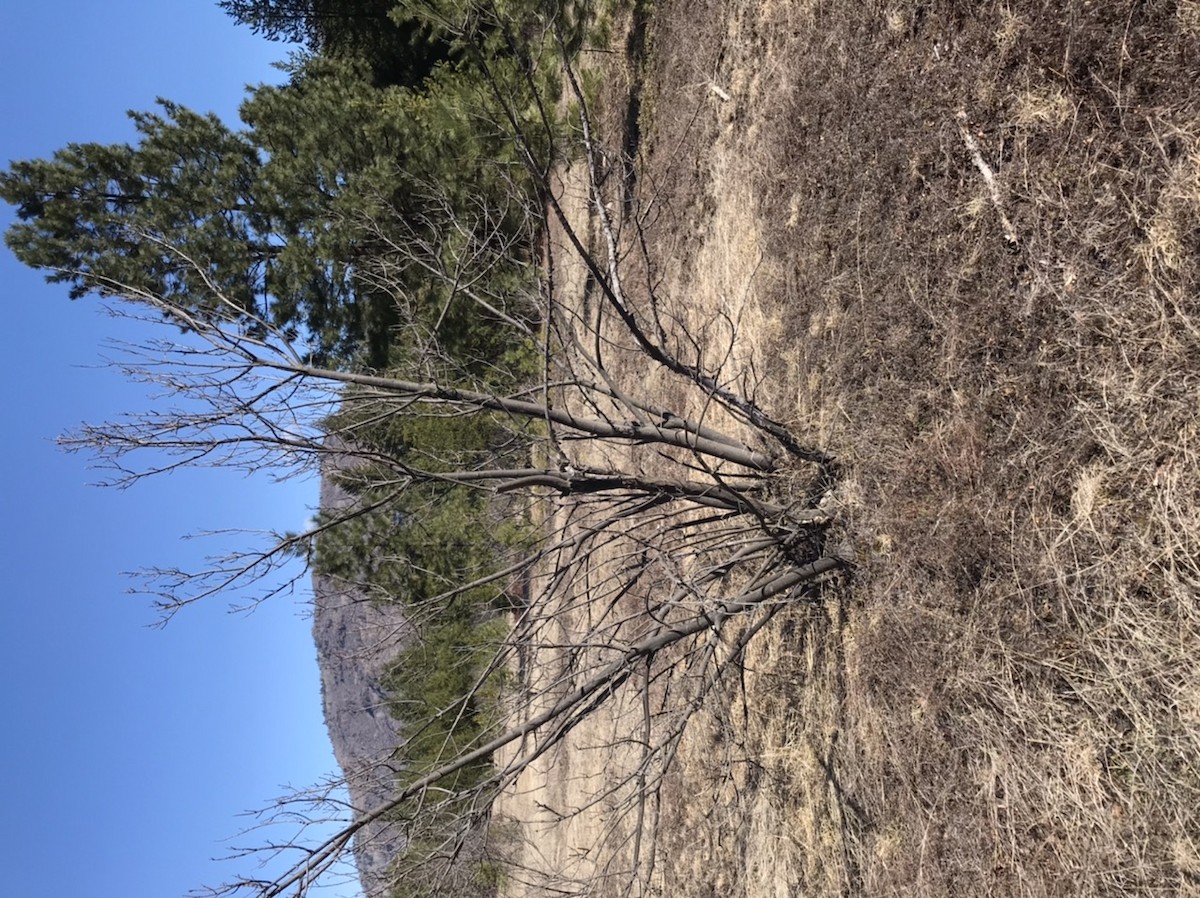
[500,1,1200,896]
[707,0,1200,894]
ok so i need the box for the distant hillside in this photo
[311,448,410,898]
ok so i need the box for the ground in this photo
[497,2,1200,895]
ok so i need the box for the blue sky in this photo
[0,4,359,896]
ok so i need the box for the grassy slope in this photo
[626,0,1200,895]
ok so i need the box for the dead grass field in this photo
[499,1,1200,896]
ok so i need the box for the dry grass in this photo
[728,0,1200,894]
[499,1,1200,896]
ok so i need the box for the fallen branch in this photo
[956,110,1019,249]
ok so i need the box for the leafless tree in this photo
[55,7,847,897]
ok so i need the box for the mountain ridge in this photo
[312,449,410,898]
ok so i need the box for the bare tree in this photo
[49,7,846,897]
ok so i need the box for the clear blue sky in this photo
[0,4,359,896]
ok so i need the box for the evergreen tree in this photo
[219,0,460,87]
[2,55,541,368]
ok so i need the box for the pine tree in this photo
[2,56,540,368]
